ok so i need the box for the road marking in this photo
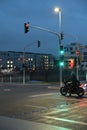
[30,93,56,97]
[48,86,59,89]
[30,92,86,102]
[44,116,87,126]
[25,104,47,109]
[3,89,11,91]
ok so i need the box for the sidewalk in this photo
[0,116,71,130]
[0,81,60,86]
[0,81,60,91]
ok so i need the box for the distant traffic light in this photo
[38,40,40,47]
[24,22,29,33]
[60,33,64,40]
[59,57,64,67]
[59,45,64,67]
[60,45,64,55]
[68,59,74,69]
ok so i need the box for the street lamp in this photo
[54,7,60,12]
[54,7,62,34]
[54,7,63,87]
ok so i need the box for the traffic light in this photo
[59,45,64,67]
[38,40,40,47]
[24,22,29,33]
[59,57,64,67]
[60,45,64,55]
[68,59,74,69]
[60,33,64,40]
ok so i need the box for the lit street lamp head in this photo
[54,7,61,13]
[54,7,62,33]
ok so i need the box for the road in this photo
[0,82,87,130]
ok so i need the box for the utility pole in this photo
[23,50,25,85]
[22,41,41,84]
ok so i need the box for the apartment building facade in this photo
[64,42,87,70]
[0,51,56,72]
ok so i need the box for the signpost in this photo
[76,49,80,80]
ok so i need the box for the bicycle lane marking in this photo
[44,116,87,126]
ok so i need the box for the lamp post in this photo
[54,7,62,34]
[54,7,63,87]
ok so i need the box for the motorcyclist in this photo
[65,71,80,96]
[70,71,80,87]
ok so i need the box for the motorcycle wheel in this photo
[60,87,68,96]
[77,87,84,97]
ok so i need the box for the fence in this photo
[0,69,86,83]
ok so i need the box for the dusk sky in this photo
[0,0,87,56]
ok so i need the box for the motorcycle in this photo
[60,81,84,97]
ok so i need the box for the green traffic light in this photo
[60,50,64,55]
[59,61,64,66]
[60,45,64,55]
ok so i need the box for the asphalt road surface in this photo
[0,82,87,130]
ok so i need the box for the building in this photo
[0,51,56,72]
[64,42,87,70]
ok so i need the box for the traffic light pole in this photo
[23,51,25,85]
[58,9,63,87]
[76,49,80,80]
[30,25,59,37]
[76,55,79,80]
[23,41,40,84]
[76,54,79,80]
[29,24,63,87]
[59,36,63,87]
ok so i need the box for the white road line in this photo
[30,93,56,97]
[44,116,87,126]
[24,104,47,109]
[48,86,59,89]
[30,93,85,102]
[3,89,11,91]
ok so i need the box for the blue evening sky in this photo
[0,0,87,56]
